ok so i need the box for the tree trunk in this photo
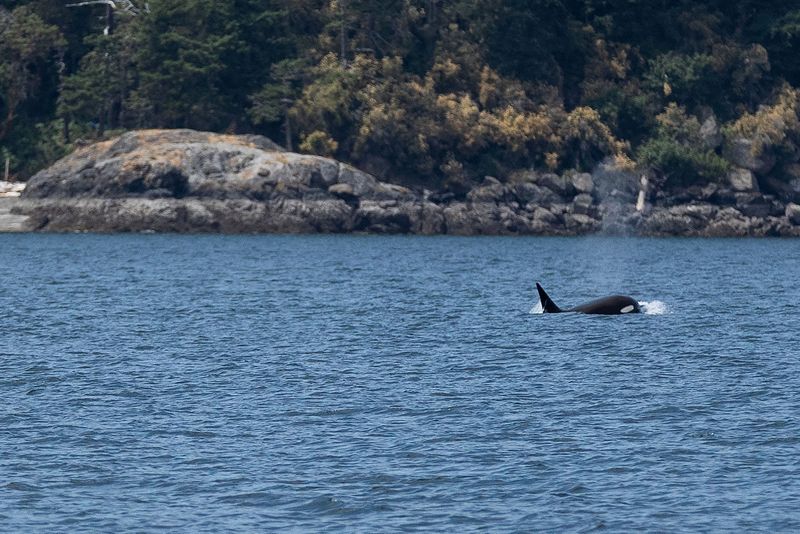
[0,107,16,142]
[339,1,347,67]
[118,61,127,127]
[284,113,293,152]
[106,4,115,35]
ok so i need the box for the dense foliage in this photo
[3,0,800,189]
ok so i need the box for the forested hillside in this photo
[2,0,800,192]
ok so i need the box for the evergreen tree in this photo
[3,0,800,188]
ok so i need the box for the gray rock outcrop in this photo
[12,128,800,236]
[723,137,775,175]
[728,167,759,192]
[699,115,723,149]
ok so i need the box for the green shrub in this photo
[299,130,339,157]
[638,104,729,186]
[638,137,729,186]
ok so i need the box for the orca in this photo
[536,282,640,315]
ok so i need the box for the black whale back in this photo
[569,295,640,314]
[536,283,640,315]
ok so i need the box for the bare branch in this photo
[66,0,144,15]
[66,1,117,8]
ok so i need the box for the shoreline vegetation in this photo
[3,2,800,235]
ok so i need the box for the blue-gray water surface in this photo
[1,235,799,532]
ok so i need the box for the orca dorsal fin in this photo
[536,283,563,313]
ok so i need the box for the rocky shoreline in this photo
[10,129,800,236]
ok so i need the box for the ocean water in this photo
[1,234,799,532]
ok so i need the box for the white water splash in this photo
[529,300,544,314]
[639,300,668,315]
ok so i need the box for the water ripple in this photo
[1,235,799,532]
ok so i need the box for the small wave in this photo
[639,300,668,315]
[529,301,544,314]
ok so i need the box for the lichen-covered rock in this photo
[723,137,775,175]
[699,115,722,149]
[354,200,414,233]
[728,167,759,192]
[0,181,25,198]
[704,208,753,237]
[442,202,509,235]
[413,202,446,234]
[532,206,559,225]
[571,193,595,216]
[670,203,719,221]
[564,213,601,233]
[512,182,561,206]
[537,173,575,198]
[467,177,508,203]
[23,129,397,203]
[786,203,800,225]
[641,208,696,235]
[570,172,594,195]
[15,128,800,236]
[336,164,381,198]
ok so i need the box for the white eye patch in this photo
[620,305,635,314]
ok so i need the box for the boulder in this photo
[564,213,600,233]
[354,200,413,233]
[570,172,594,195]
[699,183,719,200]
[571,193,595,216]
[512,182,560,206]
[641,208,696,235]
[537,173,575,198]
[548,203,570,217]
[709,187,737,205]
[22,129,400,203]
[728,167,759,192]
[336,164,382,198]
[497,205,532,233]
[786,203,800,225]
[441,203,469,235]
[0,181,25,198]
[704,207,753,237]
[735,192,772,218]
[699,115,722,149]
[723,137,775,175]
[739,203,768,219]
[670,203,718,221]
[305,199,354,232]
[467,177,508,203]
[532,206,559,225]
[413,201,445,234]
[441,202,517,235]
